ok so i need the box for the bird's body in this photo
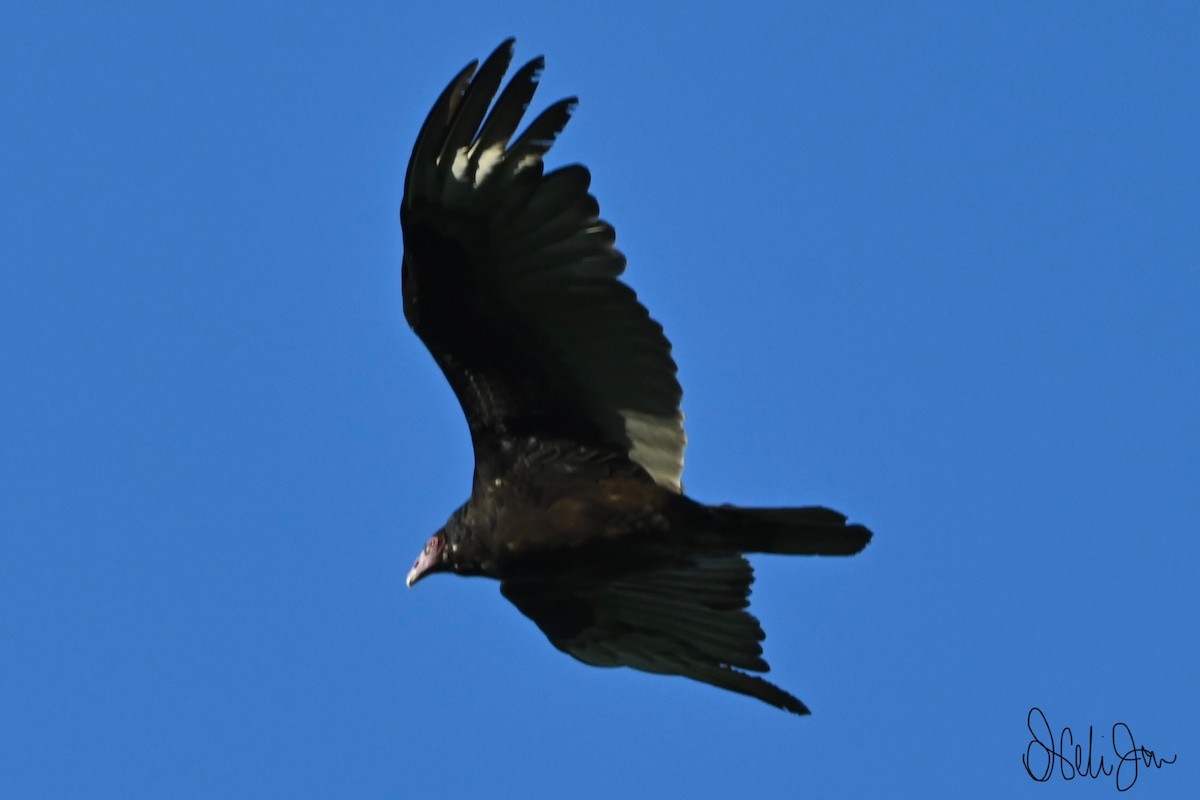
[400,40,872,716]
[432,445,676,581]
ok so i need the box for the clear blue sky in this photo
[3,2,1196,797]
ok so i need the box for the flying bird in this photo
[400,39,872,716]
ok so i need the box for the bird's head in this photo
[406,530,448,588]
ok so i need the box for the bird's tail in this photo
[697,505,872,556]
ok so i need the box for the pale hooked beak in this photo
[405,560,428,588]
[406,533,445,588]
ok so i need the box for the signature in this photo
[1023,707,1177,791]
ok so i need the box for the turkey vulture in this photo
[401,39,872,716]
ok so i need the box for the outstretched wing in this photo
[500,555,810,715]
[401,39,686,491]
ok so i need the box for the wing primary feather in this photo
[493,98,577,185]
[403,60,478,204]
[470,56,546,179]
[435,39,514,182]
[696,667,811,716]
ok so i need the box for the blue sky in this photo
[3,2,1197,797]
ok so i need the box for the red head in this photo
[406,531,447,588]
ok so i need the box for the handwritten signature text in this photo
[1023,706,1176,791]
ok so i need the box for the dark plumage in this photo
[401,40,872,716]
